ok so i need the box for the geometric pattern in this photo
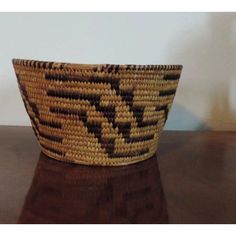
[13,59,182,166]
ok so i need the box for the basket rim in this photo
[12,58,183,71]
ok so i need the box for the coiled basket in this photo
[13,59,182,166]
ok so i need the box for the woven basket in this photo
[19,152,168,223]
[13,59,182,166]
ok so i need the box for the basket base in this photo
[41,149,157,167]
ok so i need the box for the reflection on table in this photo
[19,153,168,223]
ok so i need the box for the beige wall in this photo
[0,13,235,130]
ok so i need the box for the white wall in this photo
[0,13,235,130]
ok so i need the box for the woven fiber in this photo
[13,59,182,166]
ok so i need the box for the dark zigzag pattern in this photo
[45,73,175,158]
[49,107,152,158]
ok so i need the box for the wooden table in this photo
[0,126,236,224]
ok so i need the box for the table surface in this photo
[0,126,236,224]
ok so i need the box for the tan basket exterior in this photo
[12,59,182,166]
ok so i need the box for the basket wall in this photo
[13,59,182,166]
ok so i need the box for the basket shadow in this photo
[166,13,236,131]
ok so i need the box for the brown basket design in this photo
[13,59,182,166]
